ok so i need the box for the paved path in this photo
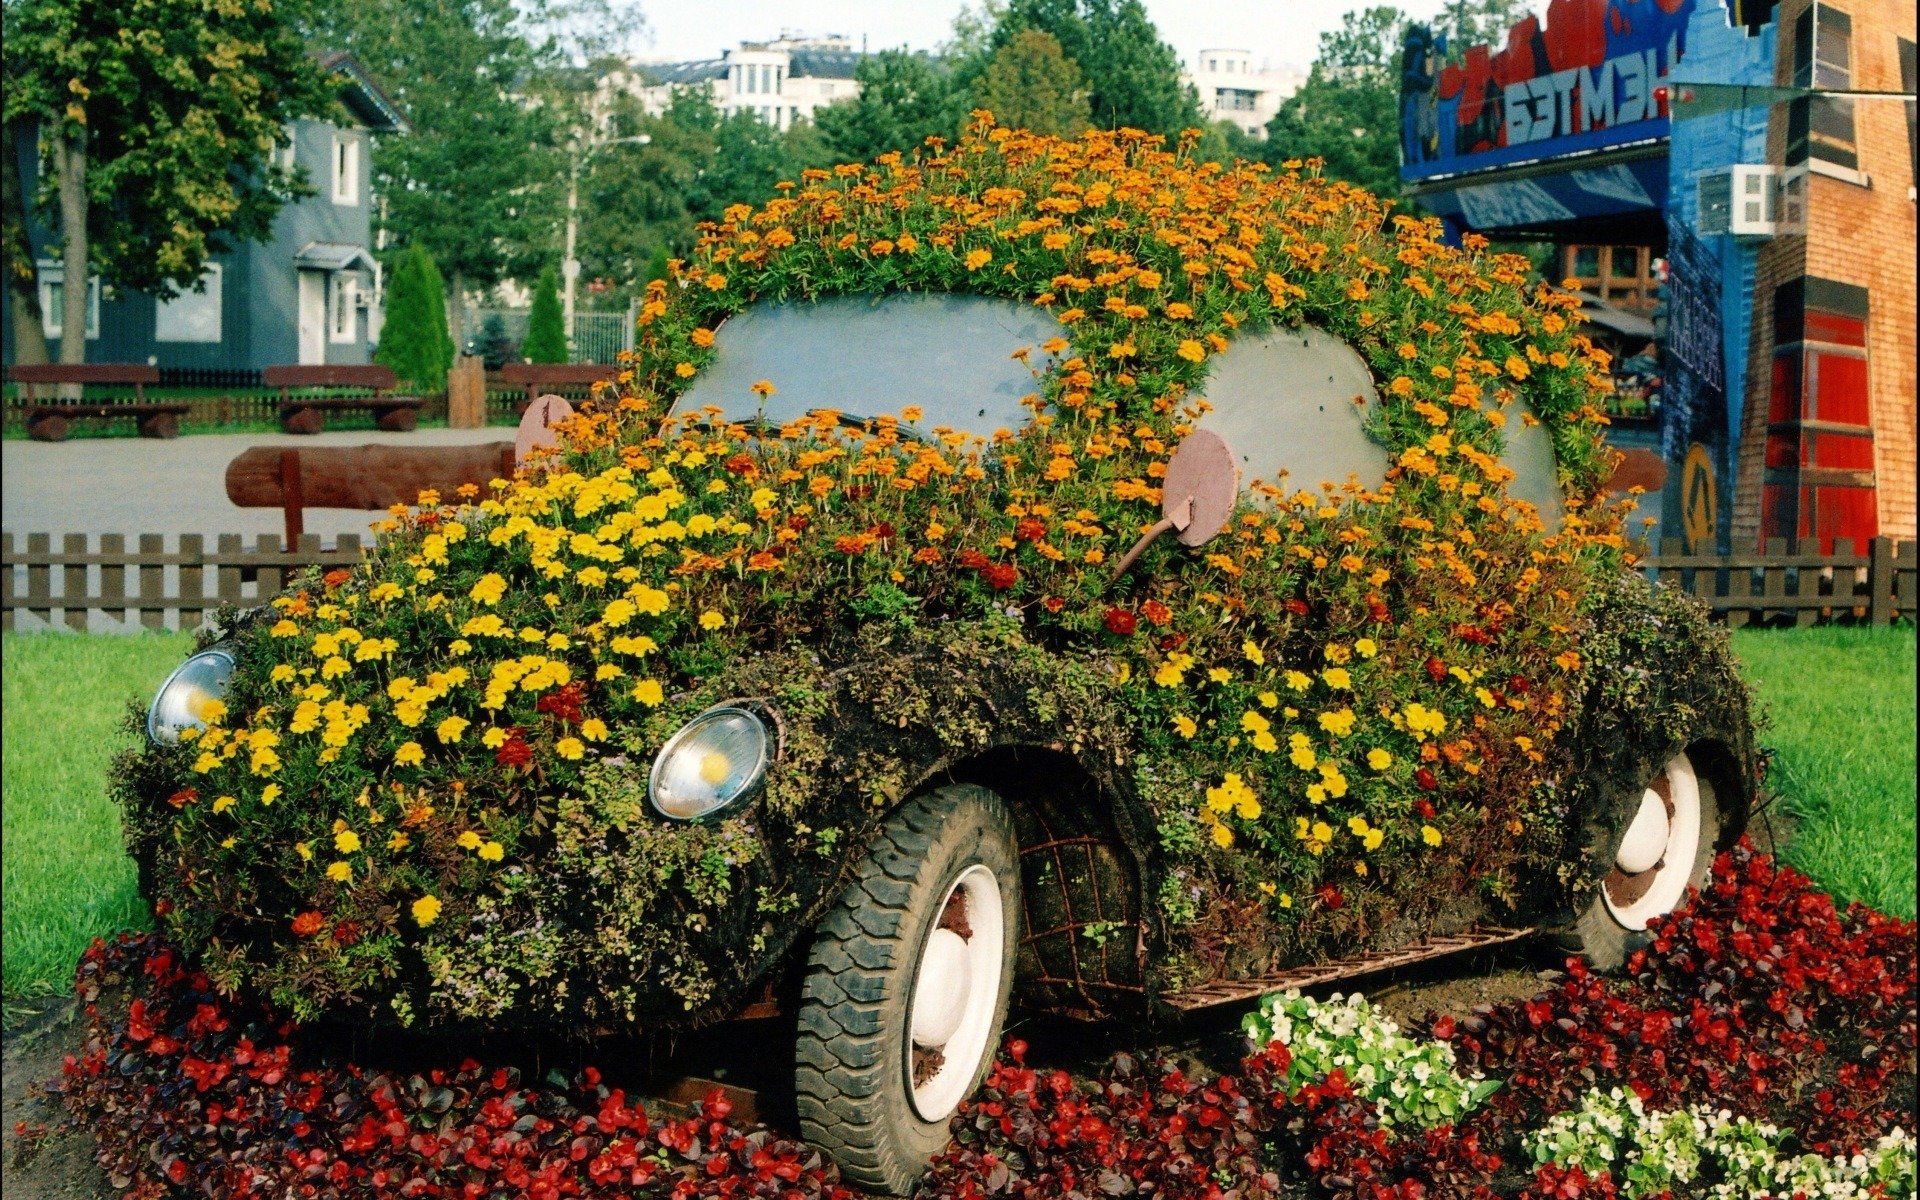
[3,427,513,540]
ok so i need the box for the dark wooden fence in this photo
[3,533,365,631]
[5,532,1914,633]
[1638,537,1915,627]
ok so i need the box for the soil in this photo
[2,996,112,1200]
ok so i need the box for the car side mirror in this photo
[1110,428,1237,578]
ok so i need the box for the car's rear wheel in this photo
[795,784,1019,1195]
[1558,748,1723,970]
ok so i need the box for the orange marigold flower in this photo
[291,911,326,937]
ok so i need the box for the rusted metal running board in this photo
[1160,925,1537,1012]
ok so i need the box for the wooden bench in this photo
[6,363,185,441]
[264,364,422,434]
[497,362,618,415]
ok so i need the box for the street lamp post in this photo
[564,134,650,348]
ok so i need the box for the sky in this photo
[633,0,1484,74]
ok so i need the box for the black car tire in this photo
[794,784,1020,1196]
[1555,747,1726,971]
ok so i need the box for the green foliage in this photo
[306,0,564,305]
[1262,6,1408,199]
[974,30,1092,137]
[375,245,454,391]
[1,0,331,297]
[813,49,967,162]
[988,0,1200,135]
[522,266,568,363]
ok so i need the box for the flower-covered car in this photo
[117,122,1755,1193]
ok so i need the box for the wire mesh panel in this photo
[570,312,632,364]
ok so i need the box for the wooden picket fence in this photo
[4,532,1915,633]
[2,533,365,632]
[1637,536,1915,627]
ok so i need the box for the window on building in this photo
[1761,277,1876,550]
[155,263,223,343]
[330,274,358,343]
[35,262,100,340]
[276,124,298,173]
[332,132,360,204]
[1787,5,1858,173]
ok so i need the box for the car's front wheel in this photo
[1559,747,1725,970]
[794,784,1019,1195]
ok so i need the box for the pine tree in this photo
[375,245,454,391]
[522,266,568,364]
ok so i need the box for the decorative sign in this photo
[1681,442,1717,552]
[515,394,575,467]
[1401,0,1698,183]
[1111,429,1237,578]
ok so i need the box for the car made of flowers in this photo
[117,121,1756,1193]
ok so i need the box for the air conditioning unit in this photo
[1696,165,1779,238]
[1777,164,1808,235]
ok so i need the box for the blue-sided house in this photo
[2,52,409,375]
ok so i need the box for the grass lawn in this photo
[1731,624,1917,919]
[2,632,190,1004]
[1,625,1912,1004]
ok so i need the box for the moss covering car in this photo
[117,122,1755,1193]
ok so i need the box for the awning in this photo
[1562,289,1657,341]
[295,242,377,273]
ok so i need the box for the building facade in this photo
[603,35,865,132]
[1184,49,1304,137]
[2,52,408,375]
[1397,0,1915,551]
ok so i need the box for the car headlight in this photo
[649,705,770,821]
[146,647,237,745]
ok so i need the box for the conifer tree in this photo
[522,266,568,364]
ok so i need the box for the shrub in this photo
[522,266,569,363]
[375,245,454,392]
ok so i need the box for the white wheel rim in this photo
[906,863,1004,1121]
[1603,750,1703,931]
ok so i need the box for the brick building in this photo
[1730,0,1916,548]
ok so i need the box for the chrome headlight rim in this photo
[145,645,237,746]
[647,703,772,822]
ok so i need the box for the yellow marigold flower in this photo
[1422,824,1444,847]
[411,895,442,927]
[326,861,352,882]
[964,248,992,270]
[394,741,425,767]
[212,795,237,813]
[1284,670,1311,692]
[580,718,608,741]
[261,783,282,806]
[1242,639,1264,666]
[270,664,297,683]
[321,655,352,679]
[632,679,664,707]
[555,736,586,760]
[1363,828,1384,851]
[699,609,726,631]
[294,840,311,861]
[1367,748,1393,771]
[675,362,696,378]
[270,619,300,637]
[1554,650,1583,671]
[478,841,505,862]
[1211,822,1234,848]
[595,664,623,681]
[436,716,469,744]
[1176,339,1206,363]
[1207,667,1230,684]
[457,830,483,850]
[749,379,776,398]
[631,586,670,616]
[480,727,508,749]
[335,829,362,854]
[1172,714,1197,738]
[1240,710,1271,735]
[1258,690,1279,708]
[1355,638,1378,658]
[1321,667,1352,690]
[1318,707,1356,737]
[1288,732,1317,771]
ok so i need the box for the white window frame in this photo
[329,273,358,343]
[36,261,100,340]
[331,131,360,206]
[276,123,298,173]
[155,262,224,343]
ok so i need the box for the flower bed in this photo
[43,842,1912,1197]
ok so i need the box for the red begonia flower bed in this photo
[42,841,1914,1198]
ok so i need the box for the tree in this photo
[973,30,1091,137]
[374,245,452,391]
[2,115,48,364]
[813,50,966,162]
[3,0,330,364]
[305,0,564,348]
[989,0,1199,136]
[1430,0,1537,60]
[1262,6,1407,199]
[522,266,568,363]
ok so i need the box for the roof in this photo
[317,50,410,134]
[631,46,864,86]
[295,242,378,272]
